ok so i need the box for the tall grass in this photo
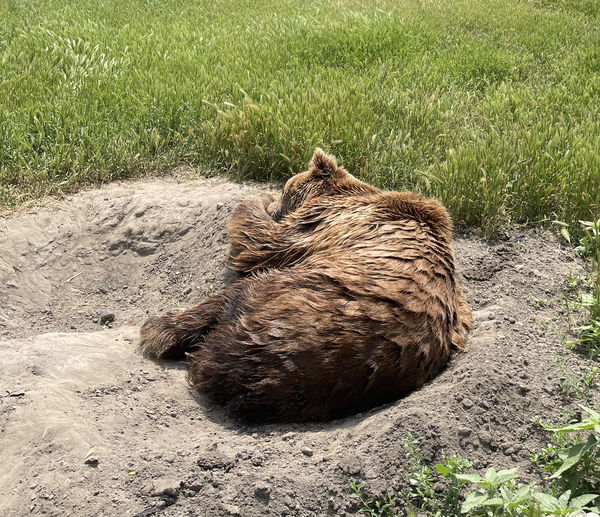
[1,0,599,231]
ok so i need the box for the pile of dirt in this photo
[0,176,596,517]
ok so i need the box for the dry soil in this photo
[0,176,597,517]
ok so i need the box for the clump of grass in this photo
[1,0,599,233]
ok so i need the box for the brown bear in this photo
[138,149,472,422]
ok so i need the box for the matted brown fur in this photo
[138,149,472,422]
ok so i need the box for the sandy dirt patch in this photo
[0,177,595,517]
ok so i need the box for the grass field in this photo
[1,0,599,232]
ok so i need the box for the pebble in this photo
[327,497,336,512]
[301,447,313,457]
[462,398,474,409]
[84,456,99,467]
[223,504,241,516]
[281,432,296,441]
[151,478,180,498]
[338,456,361,475]
[478,432,495,450]
[251,452,265,466]
[98,310,115,325]
[182,482,202,493]
[254,482,271,500]
[517,384,530,396]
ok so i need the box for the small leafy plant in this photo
[556,357,598,401]
[350,409,600,517]
[538,406,600,498]
[566,220,600,359]
[402,434,472,517]
[350,482,396,517]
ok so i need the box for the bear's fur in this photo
[139,149,472,422]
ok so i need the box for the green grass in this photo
[1,0,599,232]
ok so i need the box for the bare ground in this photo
[0,176,596,517]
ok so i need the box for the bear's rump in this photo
[188,269,452,421]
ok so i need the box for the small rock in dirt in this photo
[222,504,241,516]
[236,450,251,460]
[338,456,361,475]
[457,427,472,437]
[151,478,180,498]
[251,452,265,466]
[505,444,522,456]
[8,391,25,398]
[301,447,313,457]
[98,310,115,325]
[281,432,296,441]
[328,497,337,512]
[216,203,224,210]
[517,384,530,396]
[182,482,202,493]
[461,398,474,409]
[84,456,99,467]
[478,432,495,450]
[197,451,235,472]
[133,506,159,517]
[254,482,271,501]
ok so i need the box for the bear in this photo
[138,149,472,423]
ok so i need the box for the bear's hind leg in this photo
[138,290,228,360]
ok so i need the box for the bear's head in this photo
[269,148,379,220]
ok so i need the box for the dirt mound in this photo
[0,177,594,517]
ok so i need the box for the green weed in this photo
[536,406,600,497]
[560,366,599,400]
[564,220,600,359]
[351,408,600,516]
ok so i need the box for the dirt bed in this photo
[0,177,596,517]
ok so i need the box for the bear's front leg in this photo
[228,193,280,270]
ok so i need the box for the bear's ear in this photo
[309,148,338,179]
